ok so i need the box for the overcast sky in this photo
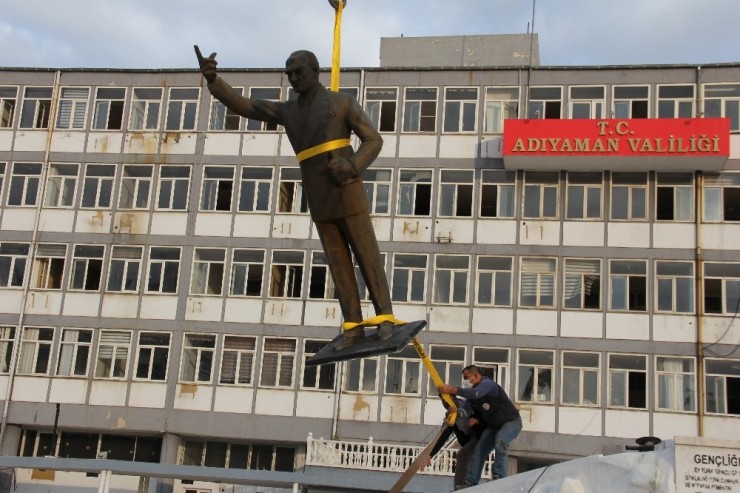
[1,0,738,70]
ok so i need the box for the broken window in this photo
[277,167,308,213]
[516,349,554,403]
[259,337,296,388]
[17,327,54,375]
[165,88,199,131]
[179,333,216,383]
[107,245,142,293]
[0,242,29,288]
[56,328,92,377]
[613,85,649,118]
[129,88,163,130]
[247,88,280,131]
[269,250,304,299]
[301,340,336,390]
[479,170,516,218]
[190,248,225,295]
[56,87,89,130]
[32,243,66,290]
[563,258,601,310]
[146,247,181,294]
[8,162,42,207]
[391,253,427,303]
[528,86,562,119]
[230,249,265,297]
[219,335,256,385]
[209,88,243,131]
[238,166,272,212]
[484,86,518,133]
[444,87,478,132]
[656,172,693,221]
[119,164,153,209]
[438,169,473,217]
[95,330,131,379]
[365,87,397,132]
[81,163,115,209]
[0,86,18,128]
[69,244,104,291]
[156,165,191,211]
[135,332,170,381]
[403,87,437,133]
[44,163,79,208]
[397,169,432,216]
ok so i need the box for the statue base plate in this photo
[306,320,426,366]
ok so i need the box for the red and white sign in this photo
[503,118,730,171]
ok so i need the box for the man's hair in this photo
[286,50,320,73]
[462,365,481,375]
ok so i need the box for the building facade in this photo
[0,40,739,492]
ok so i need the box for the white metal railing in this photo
[305,433,493,477]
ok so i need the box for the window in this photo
[705,359,740,415]
[44,163,79,208]
[0,242,29,288]
[344,357,378,392]
[0,327,15,373]
[20,430,56,457]
[17,327,54,375]
[219,335,256,385]
[21,431,160,462]
[608,353,647,409]
[277,168,308,213]
[200,166,234,212]
[391,253,427,303]
[238,166,272,213]
[365,88,397,132]
[566,172,602,220]
[56,329,92,377]
[476,256,512,306]
[484,87,518,133]
[119,164,153,209]
[443,87,478,132]
[107,246,143,293]
[656,261,694,313]
[81,163,115,209]
[246,88,280,131]
[609,260,647,312]
[0,86,18,128]
[656,356,695,412]
[186,250,223,298]
[613,85,649,118]
[181,440,294,471]
[302,340,336,390]
[230,249,264,297]
[428,345,465,394]
[99,434,161,462]
[569,86,605,119]
[209,88,243,131]
[385,346,421,395]
[438,170,473,217]
[129,88,163,130]
[135,332,170,381]
[56,87,89,130]
[703,172,740,222]
[92,87,126,130]
[8,162,42,207]
[563,258,601,310]
[362,168,392,215]
[561,352,600,406]
[520,257,556,308]
[657,85,694,118]
[0,163,4,198]
[433,255,469,304]
[180,334,216,383]
[156,165,191,211]
[259,338,296,388]
[480,170,516,218]
[146,247,181,294]
[31,243,66,290]
[402,87,437,132]
[165,88,199,131]
[397,169,432,216]
[308,251,337,300]
[703,262,740,315]
[69,244,104,291]
[269,250,304,299]
[523,171,559,219]
[528,87,562,119]
[656,173,693,221]
[704,83,740,131]
[95,330,131,379]
[516,350,554,403]
[472,347,510,388]
[58,432,99,459]
[19,87,52,129]
[611,172,647,221]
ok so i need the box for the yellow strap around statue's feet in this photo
[342,314,405,331]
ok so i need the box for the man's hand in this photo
[437,384,458,395]
[327,157,358,185]
[467,417,479,428]
[194,45,218,84]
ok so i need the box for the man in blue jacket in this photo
[438,365,523,487]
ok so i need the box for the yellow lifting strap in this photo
[330,0,345,92]
[295,138,351,162]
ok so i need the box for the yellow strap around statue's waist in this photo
[342,314,405,331]
[296,138,351,162]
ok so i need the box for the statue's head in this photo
[285,50,320,94]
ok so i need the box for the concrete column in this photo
[0,425,21,455]
[155,433,180,493]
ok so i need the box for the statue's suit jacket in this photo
[208,78,383,222]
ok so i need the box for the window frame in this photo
[362,168,392,216]
[385,346,422,396]
[17,326,55,376]
[56,328,93,378]
[209,88,243,131]
[516,349,555,403]
[397,169,433,217]
[190,248,226,296]
[432,254,470,305]
[0,242,30,289]
[364,87,398,133]
[443,86,479,133]
[609,259,647,312]
[483,86,519,134]
[156,164,191,211]
[301,339,336,391]
[19,86,53,129]
[219,335,257,386]
[238,166,273,213]
[607,353,647,409]
[438,169,474,218]
[391,253,428,304]
[402,87,437,133]
[610,172,648,222]
[69,244,105,292]
[165,87,200,131]
[179,333,217,384]
[560,351,600,407]
[94,330,132,380]
[522,171,559,219]
[565,172,603,220]
[568,85,605,119]
[7,162,42,208]
[655,260,694,314]
[145,246,182,294]
[118,164,154,210]
[56,86,90,130]
[128,87,163,131]
[80,163,116,210]
[92,87,126,131]
[0,86,18,128]
[229,249,265,298]
[259,337,297,389]
[519,257,557,309]
[44,163,79,209]
[655,355,696,413]
[612,85,650,119]
[134,331,171,381]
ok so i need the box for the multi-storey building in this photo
[0,35,738,492]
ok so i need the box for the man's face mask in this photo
[462,376,474,388]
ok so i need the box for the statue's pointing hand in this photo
[194,45,218,84]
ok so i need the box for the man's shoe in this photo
[454,481,476,490]
[377,320,394,341]
[491,474,501,480]
[333,326,365,351]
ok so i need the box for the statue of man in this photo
[195,46,394,350]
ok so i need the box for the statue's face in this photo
[285,56,318,94]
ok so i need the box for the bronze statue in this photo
[195,46,398,353]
